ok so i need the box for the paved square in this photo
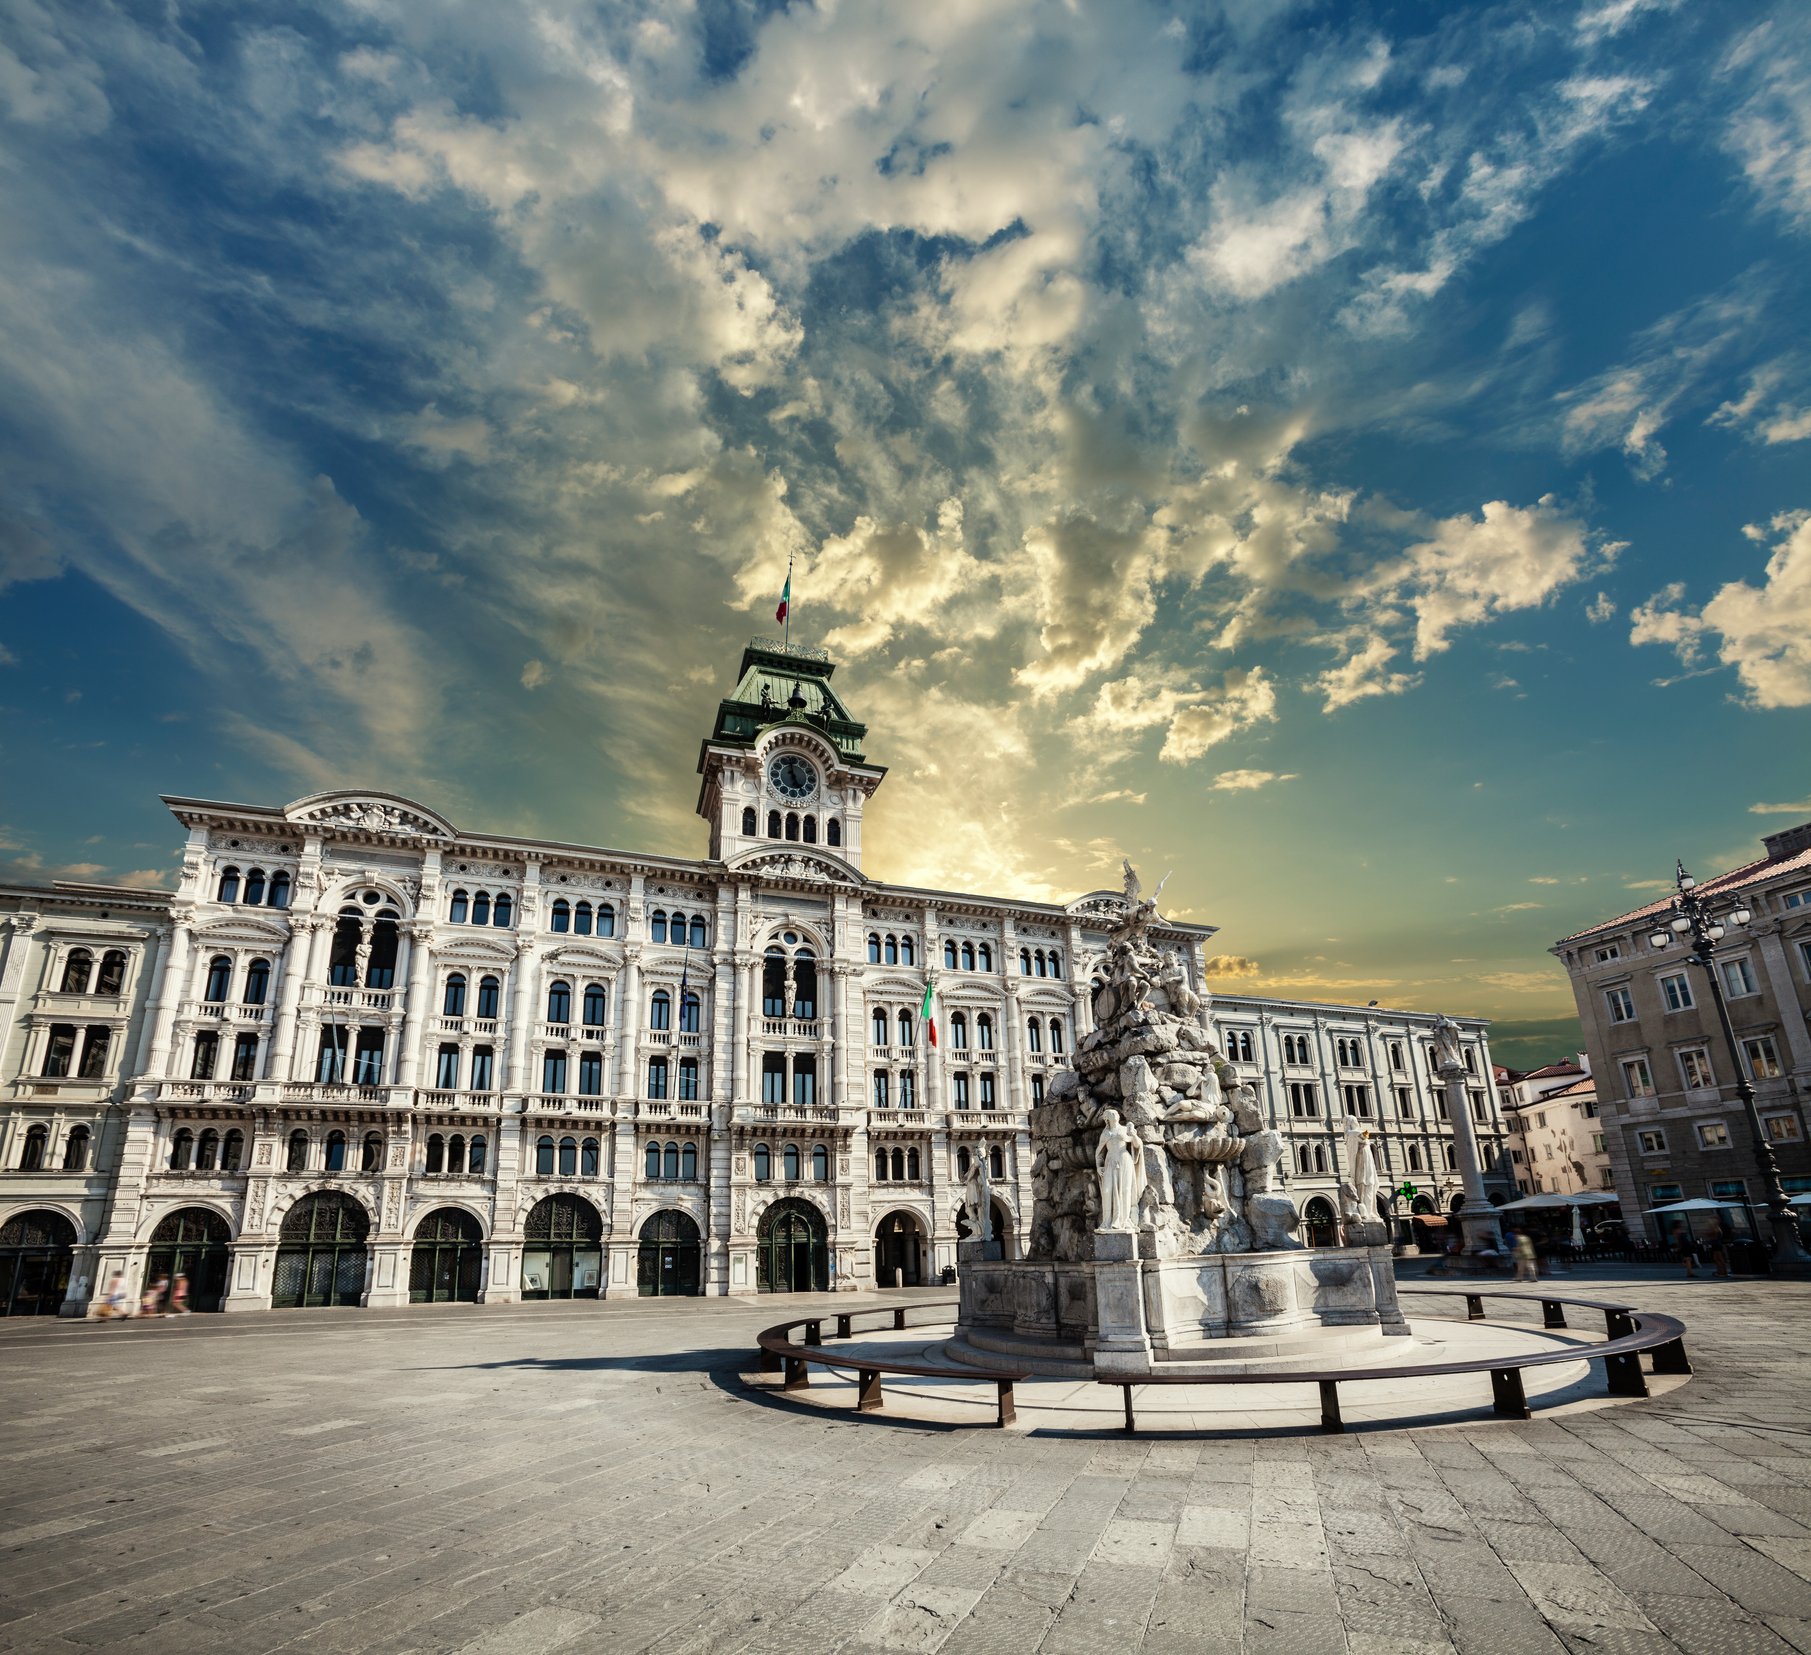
[2,1269,1810,1653]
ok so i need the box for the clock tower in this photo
[695,638,887,869]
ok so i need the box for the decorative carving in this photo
[297,800,450,838]
[740,852,858,885]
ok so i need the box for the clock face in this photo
[768,754,817,800]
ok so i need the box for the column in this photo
[504,939,539,1096]
[922,905,944,1114]
[266,916,321,1082]
[124,927,165,1077]
[394,920,436,1088]
[1438,1025,1502,1253]
[614,946,641,1103]
[141,916,194,1077]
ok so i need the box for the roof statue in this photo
[1114,858,1171,945]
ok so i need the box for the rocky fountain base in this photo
[949,864,1410,1382]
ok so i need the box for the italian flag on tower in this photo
[775,571,791,625]
[920,977,937,1047]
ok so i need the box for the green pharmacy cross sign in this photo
[1395,1182,1420,1202]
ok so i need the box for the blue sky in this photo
[2,0,1809,1065]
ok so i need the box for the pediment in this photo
[728,847,864,887]
[193,916,292,945]
[285,790,454,840]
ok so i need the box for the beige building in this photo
[1498,1060,1612,1198]
[0,639,1506,1315]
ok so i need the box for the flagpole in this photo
[784,550,794,652]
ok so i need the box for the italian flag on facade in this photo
[775,571,791,625]
[920,977,937,1047]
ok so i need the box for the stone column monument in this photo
[1432,1015,1503,1254]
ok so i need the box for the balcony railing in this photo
[431,1016,501,1038]
[746,1102,839,1123]
[279,1081,390,1106]
[761,1019,822,1039]
[33,991,130,1019]
[181,1001,271,1023]
[869,1109,929,1127]
[417,1089,501,1112]
[308,986,395,1012]
[161,1081,254,1102]
[640,1100,708,1119]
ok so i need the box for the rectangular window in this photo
[1288,1081,1319,1118]
[1580,1097,1599,1118]
[351,1030,385,1086]
[543,1050,568,1094]
[1636,1128,1666,1154]
[231,1033,259,1082]
[1469,1090,1487,1123]
[1650,1182,1683,1204]
[1678,1048,1715,1090]
[1619,1058,1654,1098]
[873,1072,889,1108]
[1721,958,1757,998]
[1658,972,1693,1012]
[470,1046,494,1091]
[1029,1075,1044,1106]
[979,1073,996,1110]
[953,1073,970,1110]
[1392,1086,1415,1119]
[1592,1133,1606,1153]
[900,1071,917,1108]
[646,1056,668,1099]
[436,1045,460,1089]
[1342,1083,1371,1117]
[677,1060,699,1101]
[1709,1178,1748,1201]
[1594,943,1622,962]
[1388,1041,1406,1073]
[793,1062,816,1109]
[1604,986,1635,1023]
[1800,939,1811,979]
[1765,1112,1803,1143]
[1696,1120,1731,1150]
[1743,1036,1784,1080]
[1783,890,1809,909]
[578,1050,603,1096]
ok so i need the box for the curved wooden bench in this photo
[754,1299,1027,1426]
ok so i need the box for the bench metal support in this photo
[1318,1380,1344,1434]
[893,1307,907,1331]
[759,1349,782,1374]
[1651,1336,1692,1376]
[1121,1386,1136,1435]
[1465,1294,1485,1321]
[836,1313,853,1339]
[803,1318,822,1346]
[996,1380,1016,1428]
[857,1369,884,1412]
[1541,1300,1567,1329]
[783,1355,809,1391]
[1491,1367,1530,1420]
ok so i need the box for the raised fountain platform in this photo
[950,1241,1409,1379]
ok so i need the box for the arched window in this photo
[244,868,267,907]
[287,1130,308,1172]
[679,993,701,1034]
[961,942,975,971]
[944,940,957,969]
[362,1132,383,1173]
[1407,1143,1423,1172]
[546,981,572,1024]
[677,1057,699,1100]
[802,816,817,844]
[762,947,787,1017]
[793,951,817,1021]
[447,1134,465,1174]
[827,819,841,847]
[957,1145,972,1176]
[767,809,781,837]
[868,933,881,964]
[689,916,707,949]
[898,1009,914,1047]
[951,1012,968,1050]
[582,983,606,1027]
[900,936,914,966]
[1444,1142,1458,1171]
[785,813,799,841]
[1296,1144,1312,1176]
[189,1031,218,1080]
[874,1072,889,1107]
[890,1147,905,1181]
[578,1137,596,1176]
[1050,1018,1065,1054]
[989,1144,1005,1179]
[754,1143,771,1181]
[191,1127,217,1171]
[650,989,671,1031]
[1314,1144,1328,1174]
[978,943,993,972]
[471,891,491,926]
[574,901,593,936]
[1019,947,1031,975]
[812,1144,829,1182]
[493,894,512,928]
[60,949,93,993]
[469,1135,487,1174]
[450,889,469,924]
[203,956,232,1003]
[1033,949,1047,978]
[597,904,616,938]
[476,976,500,1020]
[977,1013,994,1051]
[427,1134,446,1174]
[96,950,127,995]
[536,1135,555,1176]
[169,1127,194,1171]
[663,1142,680,1180]
[243,958,271,1006]
[62,1124,91,1171]
[222,1129,244,1171]
[872,1008,888,1046]
[681,1143,697,1180]
[651,910,668,944]
[268,870,291,909]
[884,935,899,965]
[646,1142,661,1179]
[742,806,758,835]
[1048,949,1062,975]
[551,899,571,933]
[444,973,467,1016]
[217,866,240,903]
[1027,1018,1042,1053]
[783,1144,801,1181]
[907,1147,921,1179]
[559,1136,577,1177]
[876,1149,889,1181]
[325,1131,347,1172]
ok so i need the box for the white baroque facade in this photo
[0,640,1506,1315]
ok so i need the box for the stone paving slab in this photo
[0,1270,1807,1652]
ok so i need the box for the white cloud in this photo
[1750,797,1811,815]
[1708,360,1811,446]
[520,660,549,690]
[1631,510,1811,708]
[1211,769,1299,792]
[1586,591,1616,624]
[1720,19,1811,234]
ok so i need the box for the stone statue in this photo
[353,924,374,987]
[1094,1109,1145,1232]
[1339,1122,1382,1239]
[962,1156,994,1244]
[1432,1014,1465,1075]
[1117,859,1171,945]
[1153,950,1201,1019]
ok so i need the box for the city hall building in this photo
[0,640,1506,1315]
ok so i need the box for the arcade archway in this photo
[272,1192,369,1308]
[147,1208,231,1312]
[757,1198,827,1293]
[637,1210,702,1297]
[0,1210,75,1317]
[521,1194,602,1300]
[873,1209,925,1287]
[411,1207,483,1304]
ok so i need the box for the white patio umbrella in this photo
[1645,1198,1744,1212]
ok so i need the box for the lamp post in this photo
[1648,860,1811,1275]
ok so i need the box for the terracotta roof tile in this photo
[1553,841,1811,945]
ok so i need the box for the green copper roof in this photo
[709,639,869,760]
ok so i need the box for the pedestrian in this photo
[166,1272,190,1316]
[1512,1229,1539,1282]
[96,1271,130,1321]
[140,1274,168,1317]
[1674,1228,1697,1277]
[1709,1226,1732,1280]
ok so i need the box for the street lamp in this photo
[1648,859,1811,1274]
